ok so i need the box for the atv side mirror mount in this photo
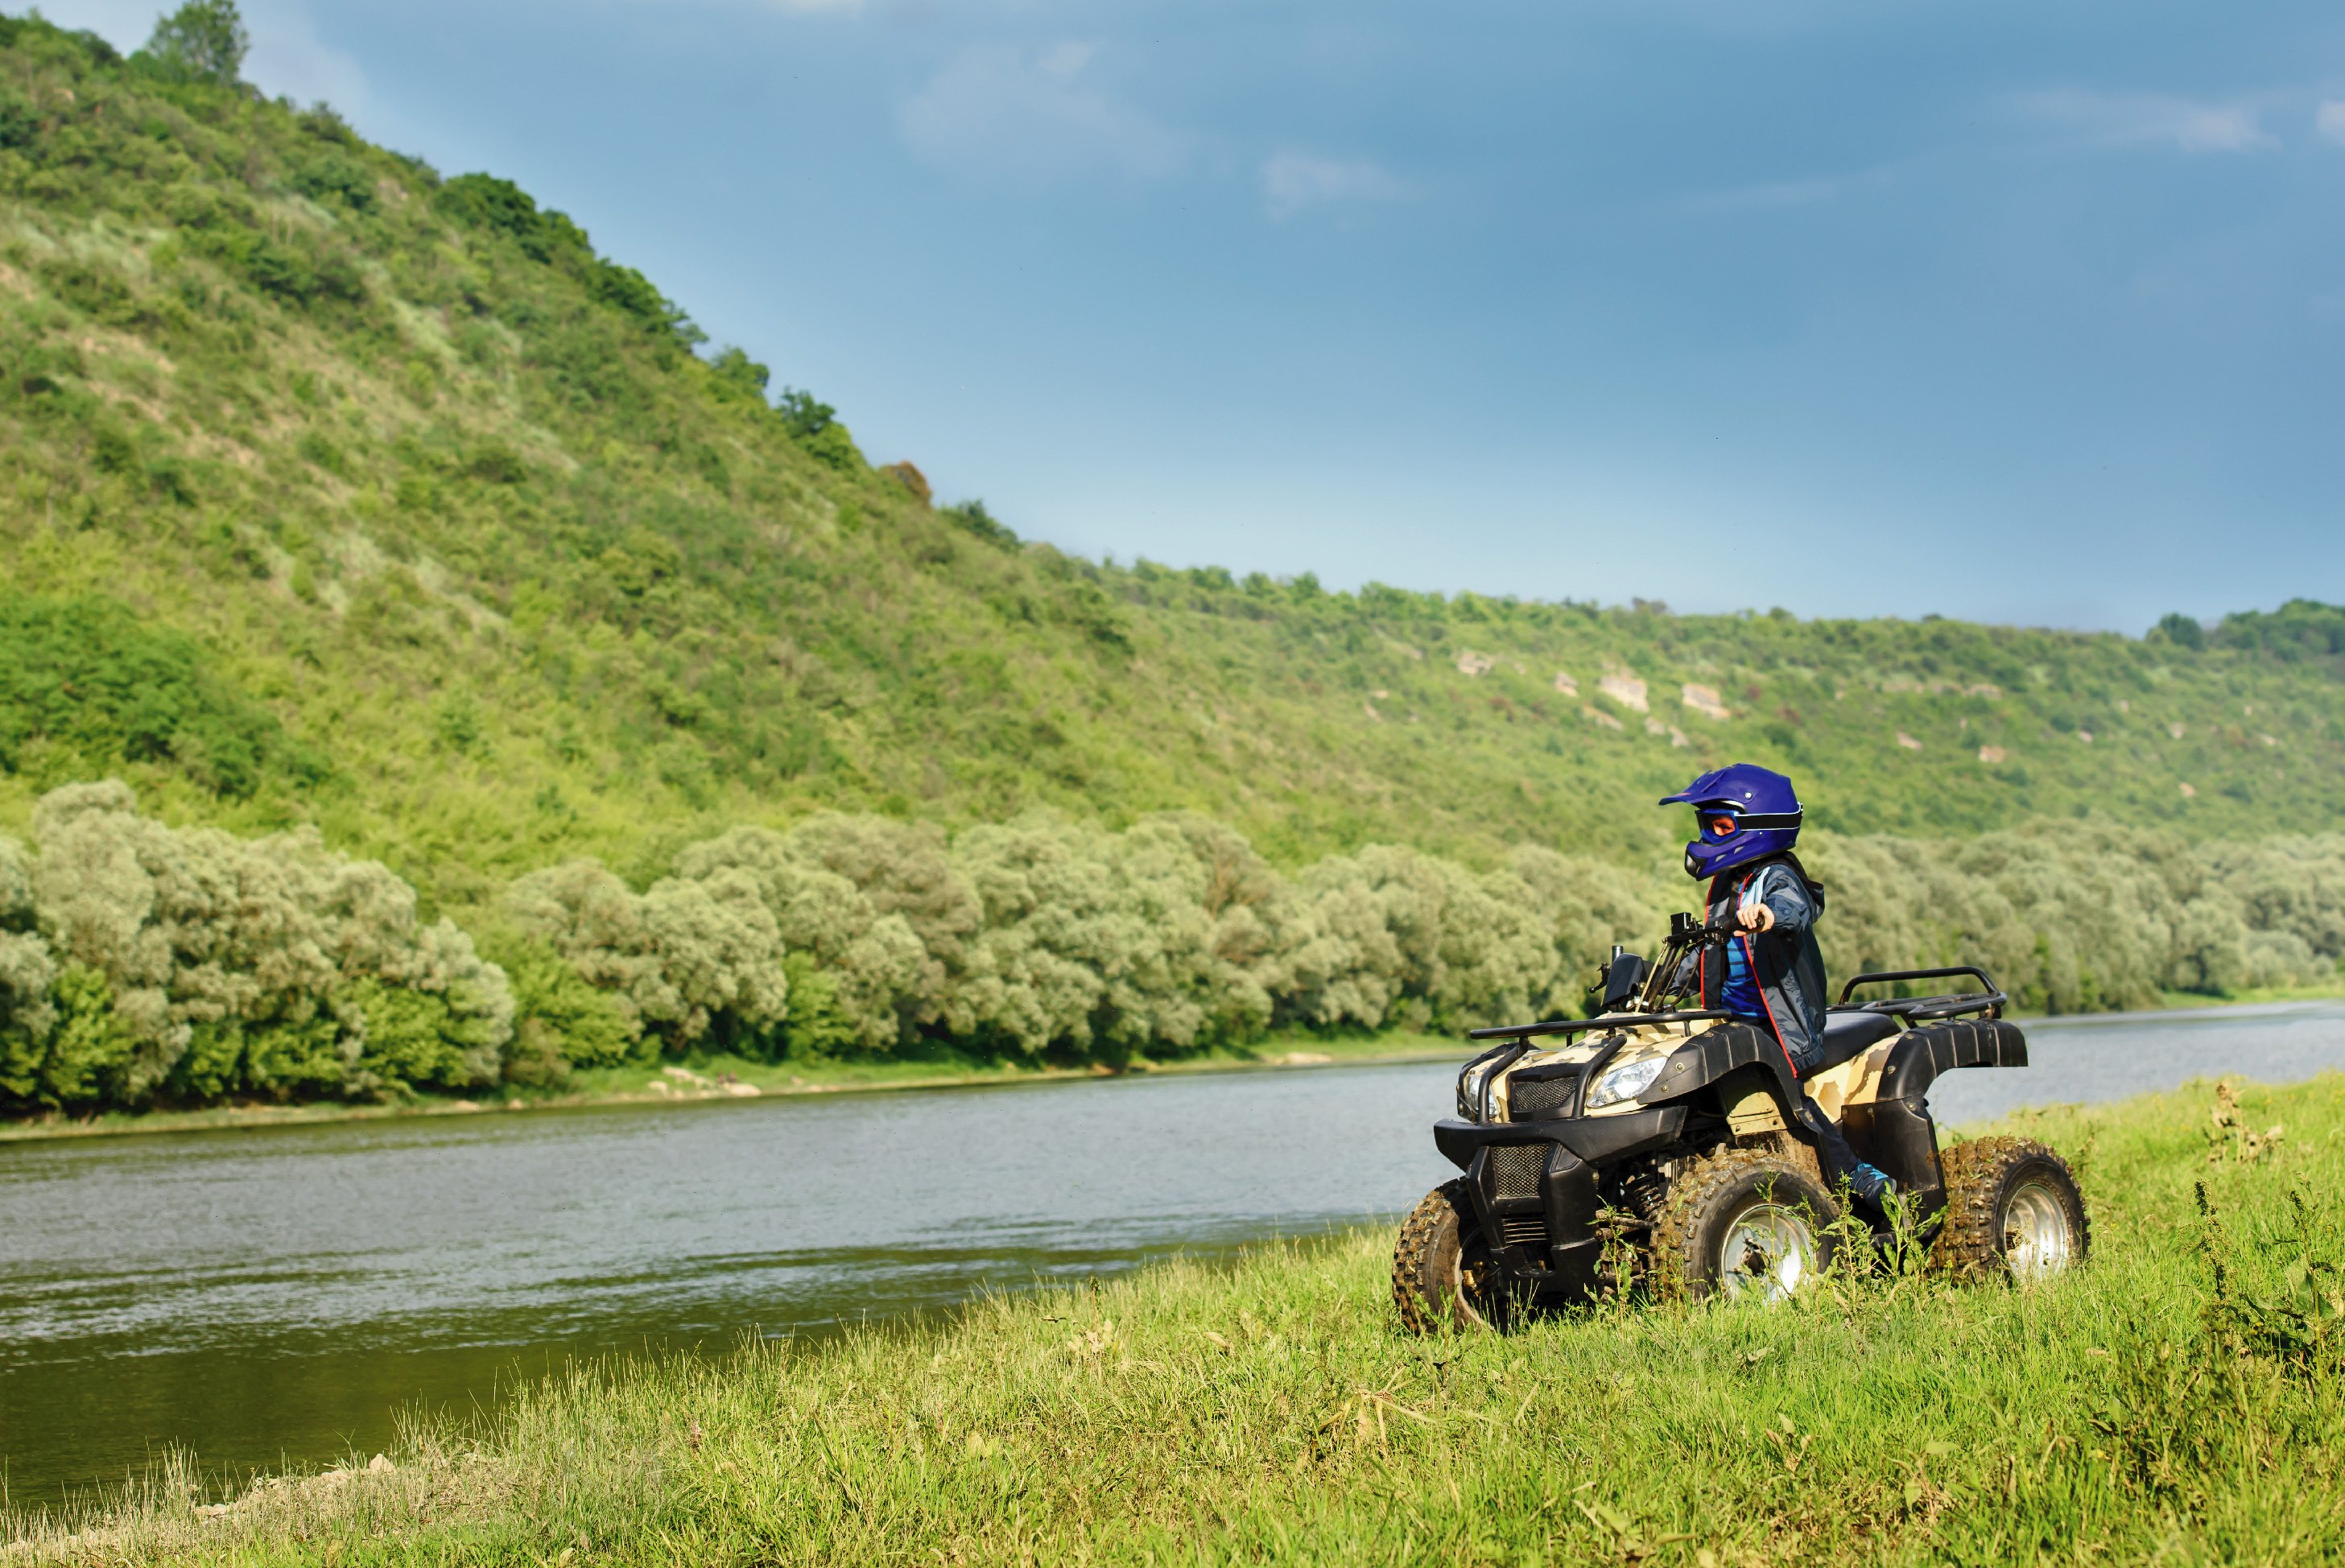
[1601,951,1649,1013]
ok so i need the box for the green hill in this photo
[0,12,2340,910]
[2,7,2344,1121]
[0,8,2340,1115]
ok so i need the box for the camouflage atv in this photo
[1393,911,2088,1330]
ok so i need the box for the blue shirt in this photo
[1721,932,1766,1021]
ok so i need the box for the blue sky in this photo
[47,0,2345,631]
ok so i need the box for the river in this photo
[2,1000,2341,1504]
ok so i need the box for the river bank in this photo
[10,1074,2340,1565]
[7,979,2344,1145]
[0,1030,1462,1145]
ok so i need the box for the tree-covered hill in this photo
[2,7,2344,1115]
[0,10,2339,910]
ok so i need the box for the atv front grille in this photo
[1488,1142,1549,1200]
[1505,1074,1579,1120]
[1498,1214,1548,1248]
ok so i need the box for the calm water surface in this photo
[3,1000,2341,1501]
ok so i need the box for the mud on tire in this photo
[1930,1137,2090,1283]
[1392,1178,1509,1334]
[1652,1145,1841,1304]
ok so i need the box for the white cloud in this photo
[1259,150,1409,220]
[898,43,1191,184]
[2318,101,2345,146]
[2017,89,2277,153]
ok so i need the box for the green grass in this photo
[14,1075,2345,1564]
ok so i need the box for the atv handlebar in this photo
[1671,910,1743,945]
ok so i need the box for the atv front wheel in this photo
[1392,1179,1509,1333]
[1931,1137,2089,1283]
[1653,1147,1841,1304]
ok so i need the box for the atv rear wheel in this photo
[1392,1179,1509,1333]
[1653,1147,1841,1305]
[1931,1137,2089,1283]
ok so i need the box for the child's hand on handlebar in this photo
[1736,903,1775,933]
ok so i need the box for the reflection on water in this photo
[3,1000,2341,1501]
[0,1059,1462,1501]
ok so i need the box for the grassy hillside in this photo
[16,1076,2345,1564]
[0,13,2339,908]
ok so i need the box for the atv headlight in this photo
[1456,1062,1494,1122]
[1585,1057,1665,1110]
[1456,1051,1506,1121]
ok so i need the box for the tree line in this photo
[1,781,2339,1113]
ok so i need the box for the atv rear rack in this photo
[1835,967,2008,1022]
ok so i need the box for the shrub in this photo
[799,421,863,473]
[503,859,787,1054]
[465,444,527,485]
[1808,821,2340,1011]
[498,939,638,1085]
[2,782,512,1111]
[941,813,1274,1058]
[881,461,931,505]
[778,953,857,1058]
[708,347,770,402]
[2154,612,2206,651]
[290,153,374,213]
[0,835,60,1103]
[31,963,141,1107]
[1266,844,1557,1033]
[674,820,965,1053]
[0,90,35,151]
[774,389,833,439]
[2213,600,2345,662]
[946,499,1016,547]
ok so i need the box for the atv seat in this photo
[1806,1009,1900,1076]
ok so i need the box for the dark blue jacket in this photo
[1691,855,1830,1076]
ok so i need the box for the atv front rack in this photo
[1467,963,2009,1046]
[1465,1009,1733,1042]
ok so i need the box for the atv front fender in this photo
[1433,1105,1688,1172]
[1641,1021,1800,1109]
[1432,1108,1689,1298]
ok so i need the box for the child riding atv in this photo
[1393,762,2089,1329]
[1659,765,1897,1210]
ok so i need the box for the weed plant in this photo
[12,1076,2345,1565]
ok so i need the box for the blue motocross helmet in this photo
[1660,763,1803,879]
